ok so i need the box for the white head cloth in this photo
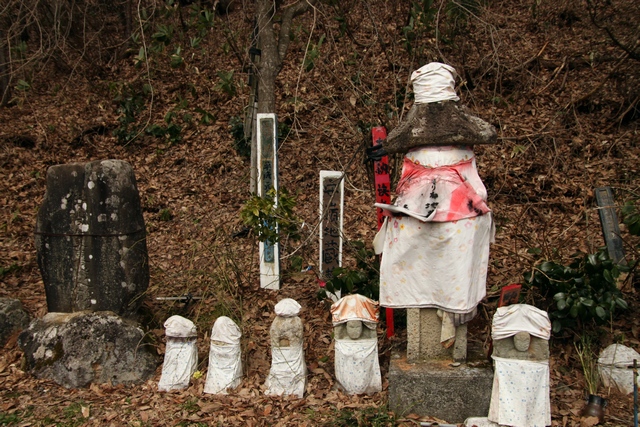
[331,294,379,328]
[210,316,241,345]
[274,298,301,317]
[491,304,551,341]
[411,62,460,104]
[164,315,197,338]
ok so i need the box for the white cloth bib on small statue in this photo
[264,345,307,398]
[334,338,381,395]
[158,315,198,392]
[203,316,242,395]
[489,357,551,427]
[330,294,382,395]
[489,304,552,427]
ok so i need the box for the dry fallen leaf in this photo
[580,416,600,427]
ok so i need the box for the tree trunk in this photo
[0,42,11,107]
[250,0,315,192]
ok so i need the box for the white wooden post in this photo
[257,113,280,290]
[319,171,344,300]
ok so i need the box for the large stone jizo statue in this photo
[372,63,497,362]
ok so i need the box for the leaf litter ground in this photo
[1,0,639,425]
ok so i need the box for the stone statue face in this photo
[346,320,363,340]
[514,331,531,352]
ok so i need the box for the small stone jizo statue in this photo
[370,62,497,362]
[489,304,551,426]
[158,315,198,391]
[331,294,381,395]
[204,316,242,395]
[264,298,306,398]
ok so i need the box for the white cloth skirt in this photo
[489,356,551,427]
[376,146,493,312]
[334,338,381,395]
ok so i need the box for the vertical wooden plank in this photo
[257,113,280,290]
[595,186,626,265]
[319,171,344,300]
[372,126,394,338]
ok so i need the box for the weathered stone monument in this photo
[158,315,198,392]
[34,159,149,317]
[371,63,496,422]
[488,304,551,426]
[265,298,306,398]
[19,159,157,388]
[204,316,243,395]
[331,294,381,395]
[18,311,157,388]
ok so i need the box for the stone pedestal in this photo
[407,308,467,362]
[18,311,158,388]
[388,351,492,423]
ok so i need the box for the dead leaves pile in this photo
[1,0,639,425]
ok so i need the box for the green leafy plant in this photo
[324,241,379,300]
[0,263,20,278]
[402,0,436,56]
[170,46,184,68]
[622,201,640,236]
[240,188,300,244]
[303,34,325,71]
[215,70,237,97]
[524,248,629,334]
[112,83,151,144]
[158,208,173,221]
[151,24,174,47]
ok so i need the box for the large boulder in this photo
[18,311,158,388]
[0,298,30,346]
[34,159,148,317]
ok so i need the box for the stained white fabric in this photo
[210,316,241,345]
[598,344,640,395]
[158,338,198,391]
[331,294,379,326]
[334,338,381,395]
[464,417,500,427]
[411,62,460,104]
[158,315,198,391]
[164,315,197,338]
[203,342,242,394]
[274,298,301,317]
[374,157,490,222]
[491,304,551,341]
[489,356,551,427]
[203,316,242,395]
[377,146,492,312]
[265,345,306,398]
[438,310,457,346]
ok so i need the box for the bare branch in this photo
[277,0,316,63]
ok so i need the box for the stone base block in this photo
[388,352,493,424]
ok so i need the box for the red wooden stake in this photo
[372,126,394,338]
